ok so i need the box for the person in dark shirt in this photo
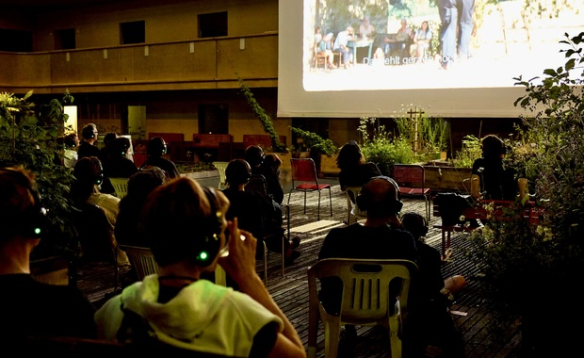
[0,166,97,341]
[245,145,284,204]
[77,123,101,160]
[101,137,138,194]
[336,140,382,191]
[98,132,118,164]
[140,137,180,179]
[222,159,300,264]
[471,134,518,200]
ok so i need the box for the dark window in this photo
[198,12,228,38]
[120,21,145,45]
[55,28,76,50]
[198,104,228,134]
[0,28,32,52]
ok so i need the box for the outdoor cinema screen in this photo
[277,0,584,119]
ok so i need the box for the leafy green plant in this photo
[464,32,584,355]
[290,127,337,156]
[0,91,78,259]
[451,135,482,168]
[357,116,417,175]
[393,109,450,161]
[238,78,286,152]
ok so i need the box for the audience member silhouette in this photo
[63,132,79,169]
[336,140,382,191]
[471,134,518,200]
[101,137,138,195]
[115,167,167,247]
[95,177,306,357]
[98,132,118,164]
[0,166,97,340]
[77,123,100,160]
[140,136,180,179]
[244,145,284,204]
[222,159,300,264]
[71,156,129,265]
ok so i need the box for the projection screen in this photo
[277,0,584,118]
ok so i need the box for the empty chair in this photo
[391,164,432,222]
[307,258,418,358]
[287,158,332,220]
[108,177,129,199]
[345,185,367,224]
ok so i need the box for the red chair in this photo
[287,158,332,220]
[391,164,432,222]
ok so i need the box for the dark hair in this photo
[72,157,103,202]
[336,140,365,170]
[81,123,97,140]
[244,145,265,167]
[225,159,251,187]
[482,134,506,159]
[401,212,428,240]
[64,133,78,148]
[147,137,167,157]
[138,177,228,266]
[110,137,131,158]
[127,167,166,197]
[103,132,118,145]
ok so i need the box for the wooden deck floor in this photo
[78,183,522,358]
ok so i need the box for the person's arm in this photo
[219,219,305,358]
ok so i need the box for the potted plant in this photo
[465,32,584,356]
[0,90,78,284]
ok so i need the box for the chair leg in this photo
[323,317,342,358]
[262,241,268,287]
[328,187,333,217]
[303,191,307,214]
[317,190,321,221]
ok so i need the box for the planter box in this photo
[423,165,472,193]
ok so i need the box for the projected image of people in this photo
[299,0,584,92]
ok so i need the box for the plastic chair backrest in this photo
[307,258,417,358]
[290,158,318,183]
[109,177,129,199]
[118,245,159,280]
[212,161,229,189]
[345,186,366,222]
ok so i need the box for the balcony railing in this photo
[0,33,278,94]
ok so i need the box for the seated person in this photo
[400,212,466,358]
[316,32,337,69]
[222,159,300,264]
[63,132,79,169]
[98,132,118,164]
[358,16,375,40]
[411,21,433,62]
[77,123,100,160]
[0,166,97,340]
[71,156,129,265]
[318,176,419,312]
[245,145,284,204]
[333,26,355,67]
[382,18,413,60]
[471,134,519,201]
[336,140,382,192]
[94,177,306,357]
[115,167,167,247]
[101,137,138,195]
[140,136,180,179]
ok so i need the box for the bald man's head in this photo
[357,176,402,218]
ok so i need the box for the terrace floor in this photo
[79,180,523,358]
